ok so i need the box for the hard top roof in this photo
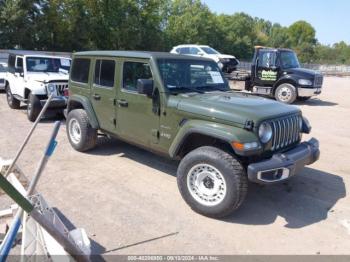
[7,50,71,58]
[74,50,213,61]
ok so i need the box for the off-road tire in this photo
[66,109,97,152]
[27,93,42,122]
[298,96,311,101]
[177,146,248,218]
[274,83,297,104]
[6,85,20,109]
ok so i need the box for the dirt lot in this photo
[0,77,349,257]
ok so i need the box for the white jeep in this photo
[0,62,7,90]
[5,52,71,121]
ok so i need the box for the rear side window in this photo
[179,48,190,54]
[71,58,90,83]
[8,55,15,70]
[123,61,153,92]
[94,59,115,88]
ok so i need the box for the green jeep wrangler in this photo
[66,51,320,218]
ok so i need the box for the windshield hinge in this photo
[244,120,254,131]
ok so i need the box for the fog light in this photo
[258,168,290,182]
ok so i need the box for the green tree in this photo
[287,21,317,62]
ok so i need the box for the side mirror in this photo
[198,51,205,56]
[137,79,153,97]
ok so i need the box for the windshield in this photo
[157,59,229,93]
[200,47,220,55]
[26,57,71,73]
[280,51,300,69]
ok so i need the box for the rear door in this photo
[254,50,279,87]
[91,58,117,133]
[115,59,160,147]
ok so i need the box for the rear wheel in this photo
[6,85,20,109]
[66,109,97,152]
[275,83,297,104]
[177,146,248,218]
[27,93,42,122]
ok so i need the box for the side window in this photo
[258,51,277,68]
[123,61,153,92]
[16,57,23,69]
[71,58,90,84]
[94,59,115,88]
[179,48,190,55]
[189,47,200,55]
[8,55,15,72]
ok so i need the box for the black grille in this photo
[53,83,68,96]
[268,114,302,151]
[314,75,323,87]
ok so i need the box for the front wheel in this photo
[66,109,97,152]
[6,85,20,109]
[27,93,42,122]
[177,146,248,218]
[275,83,297,104]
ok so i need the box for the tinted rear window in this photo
[71,58,90,83]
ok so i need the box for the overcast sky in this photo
[201,0,350,45]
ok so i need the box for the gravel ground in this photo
[0,76,349,258]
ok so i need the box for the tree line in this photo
[0,0,349,64]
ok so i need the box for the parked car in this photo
[170,44,239,73]
[4,51,71,121]
[65,51,319,218]
[0,62,7,90]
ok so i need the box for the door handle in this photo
[93,94,101,100]
[117,99,128,107]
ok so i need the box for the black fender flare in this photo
[67,95,100,129]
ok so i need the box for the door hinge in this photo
[113,99,117,106]
[113,118,117,126]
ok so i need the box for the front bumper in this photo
[40,96,67,109]
[298,87,322,97]
[247,138,320,184]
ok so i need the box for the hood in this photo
[26,72,69,83]
[176,92,300,126]
[284,67,320,77]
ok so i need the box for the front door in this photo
[91,58,117,133]
[254,50,279,87]
[12,56,26,96]
[116,60,160,147]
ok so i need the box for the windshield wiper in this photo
[169,85,205,94]
[196,85,231,92]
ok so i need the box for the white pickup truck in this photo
[4,51,71,121]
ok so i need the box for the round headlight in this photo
[259,122,273,143]
[47,83,55,93]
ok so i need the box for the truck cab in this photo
[248,47,323,104]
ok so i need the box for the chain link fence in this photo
[237,61,350,76]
